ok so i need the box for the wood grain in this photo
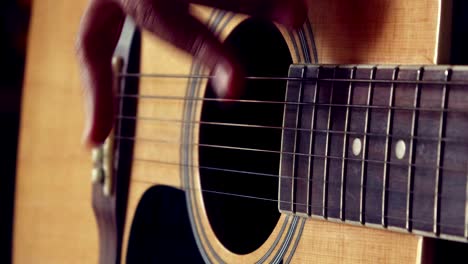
[126,1,442,263]
[15,0,451,263]
[13,0,98,263]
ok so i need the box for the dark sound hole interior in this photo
[199,18,292,254]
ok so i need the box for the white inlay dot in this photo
[352,138,362,156]
[395,140,406,160]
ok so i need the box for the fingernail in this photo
[82,97,94,148]
[212,62,231,98]
[81,123,94,149]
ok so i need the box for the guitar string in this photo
[125,135,468,203]
[116,91,468,198]
[133,157,467,201]
[134,178,467,231]
[116,73,468,232]
[115,135,466,175]
[117,115,468,144]
[117,93,468,114]
[122,134,468,203]
[118,72,468,87]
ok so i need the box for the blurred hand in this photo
[76,0,307,147]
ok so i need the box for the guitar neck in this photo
[279,64,468,242]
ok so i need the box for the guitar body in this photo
[14,0,455,263]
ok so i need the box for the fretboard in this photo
[278,64,468,242]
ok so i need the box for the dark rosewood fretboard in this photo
[279,64,468,242]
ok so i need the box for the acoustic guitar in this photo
[14,0,468,263]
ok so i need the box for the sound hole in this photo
[199,18,292,254]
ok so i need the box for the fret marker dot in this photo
[395,140,406,160]
[352,138,362,156]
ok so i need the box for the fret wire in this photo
[340,67,355,221]
[118,93,468,114]
[117,135,467,174]
[322,67,337,218]
[360,67,376,225]
[407,68,423,231]
[306,67,320,216]
[434,69,451,235]
[382,67,398,227]
[291,67,306,212]
[134,157,468,201]
[118,72,468,87]
[117,115,468,144]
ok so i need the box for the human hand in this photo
[76,0,307,147]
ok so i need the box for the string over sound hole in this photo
[199,18,292,254]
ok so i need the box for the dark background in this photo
[0,0,30,263]
[1,0,468,263]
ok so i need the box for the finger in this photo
[122,0,244,98]
[191,0,307,28]
[76,0,125,147]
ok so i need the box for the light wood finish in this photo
[15,0,449,263]
[123,1,444,263]
[308,0,440,64]
[13,0,98,263]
